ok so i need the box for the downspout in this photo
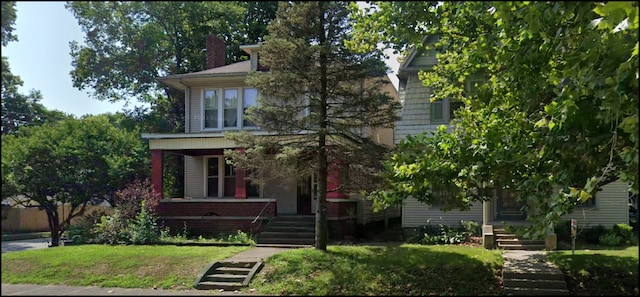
[181,79,190,133]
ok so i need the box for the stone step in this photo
[503,279,568,290]
[218,261,256,268]
[257,237,315,245]
[256,243,313,248]
[497,238,545,244]
[266,226,315,232]
[498,243,546,250]
[268,221,315,228]
[195,281,244,290]
[214,267,252,275]
[271,215,315,221]
[502,287,569,296]
[503,270,566,281]
[259,231,315,239]
[204,274,247,282]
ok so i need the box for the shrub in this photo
[578,225,606,244]
[461,220,481,237]
[114,178,161,221]
[225,230,256,245]
[612,223,637,245]
[554,220,572,241]
[93,210,129,244]
[599,231,623,246]
[128,201,161,245]
[66,209,109,244]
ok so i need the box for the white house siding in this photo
[352,194,401,224]
[402,197,483,228]
[394,73,447,144]
[189,86,202,133]
[263,175,297,215]
[560,180,630,228]
[184,155,205,198]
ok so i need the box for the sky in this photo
[3,1,400,118]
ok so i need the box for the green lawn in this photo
[1,244,251,290]
[547,245,639,296]
[251,243,504,296]
[2,243,637,295]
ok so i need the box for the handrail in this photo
[252,197,273,224]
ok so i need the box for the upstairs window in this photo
[430,98,463,124]
[243,88,258,127]
[202,87,260,130]
[204,90,219,129]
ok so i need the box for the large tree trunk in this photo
[45,207,61,247]
[315,6,329,251]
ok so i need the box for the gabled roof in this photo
[397,35,439,79]
[158,60,251,90]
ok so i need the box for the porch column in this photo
[483,199,490,225]
[151,149,163,199]
[327,160,348,199]
[234,148,247,199]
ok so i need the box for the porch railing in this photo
[250,197,273,234]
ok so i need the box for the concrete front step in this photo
[257,237,315,245]
[502,287,569,296]
[259,231,315,239]
[266,226,315,232]
[503,279,568,290]
[256,243,313,248]
[194,261,263,291]
[268,221,315,228]
[498,243,546,250]
[503,270,566,281]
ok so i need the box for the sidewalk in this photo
[1,246,296,296]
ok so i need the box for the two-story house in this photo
[141,35,400,242]
[395,36,631,247]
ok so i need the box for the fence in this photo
[1,205,113,233]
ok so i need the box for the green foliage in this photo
[599,231,623,246]
[350,1,639,238]
[579,225,607,244]
[227,1,402,251]
[409,221,479,245]
[93,210,129,245]
[2,116,148,246]
[128,201,161,245]
[66,210,110,244]
[1,1,18,46]
[225,230,256,245]
[612,223,637,245]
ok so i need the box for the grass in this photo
[251,243,504,296]
[2,241,637,295]
[547,245,639,296]
[1,244,251,290]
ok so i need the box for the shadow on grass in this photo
[547,251,639,296]
[254,243,503,296]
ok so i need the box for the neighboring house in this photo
[394,36,631,241]
[142,35,400,240]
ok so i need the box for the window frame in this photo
[201,87,260,131]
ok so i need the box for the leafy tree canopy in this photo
[2,115,148,245]
[349,1,638,237]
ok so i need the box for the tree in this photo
[226,1,401,251]
[350,2,638,237]
[1,1,18,46]
[2,115,148,246]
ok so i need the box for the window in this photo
[207,157,220,197]
[223,89,238,128]
[204,90,219,129]
[202,88,259,130]
[206,157,240,197]
[243,88,258,127]
[223,161,235,197]
[430,98,462,123]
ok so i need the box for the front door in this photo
[297,176,312,215]
[496,188,526,220]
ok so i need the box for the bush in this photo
[225,230,256,245]
[555,220,572,241]
[66,209,109,244]
[128,201,161,245]
[599,231,623,246]
[612,223,637,245]
[114,178,161,221]
[93,210,129,244]
[461,220,481,237]
[578,225,606,244]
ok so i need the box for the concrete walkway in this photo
[501,250,569,295]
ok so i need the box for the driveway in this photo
[1,238,50,254]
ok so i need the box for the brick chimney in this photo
[206,35,225,69]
